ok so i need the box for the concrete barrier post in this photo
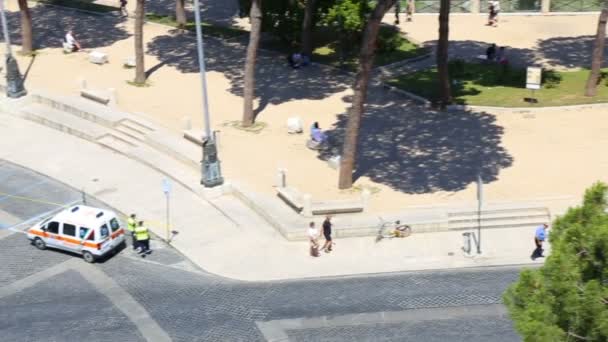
[361,189,371,211]
[79,78,87,90]
[541,0,550,13]
[181,116,192,130]
[302,194,312,217]
[276,168,287,188]
[470,0,480,13]
[108,88,117,106]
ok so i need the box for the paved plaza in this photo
[0,160,521,341]
[2,3,607,213]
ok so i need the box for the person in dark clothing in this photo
[486,43,496,61]
[322,216,333,253]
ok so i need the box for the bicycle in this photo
[375,219,412,242]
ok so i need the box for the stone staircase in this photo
[447,206,551,231]
[16,92,202,191]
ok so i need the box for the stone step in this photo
[448,213,550,230]
[119,118,155,135]
[448,206,548,218]
[115,124,146,142]
[19,103,107,141]
[145,130,201,171]
[31,91,125,128]
[96,134,136,154]
[448,220,549,231]
[448,212,550,225]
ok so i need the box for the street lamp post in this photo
[0,0,26,98]
[193,0,223,188]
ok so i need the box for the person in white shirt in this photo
[308,222,319,256]
[65,30,81,52]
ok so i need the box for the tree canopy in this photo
[503,182,608,341]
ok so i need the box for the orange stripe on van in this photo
[29,229,100,249]
[111,228,124,239]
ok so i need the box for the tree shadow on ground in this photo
[537,35,608,69]
[146,32,350,116]
[318,92,513,193]
[5,5,129,50]
[146,0,241,27]
[421,39,537,68]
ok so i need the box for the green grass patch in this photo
[37,0,118,13]
[388,61,608,107]
[263,25,428,71]
[146,13,248,40]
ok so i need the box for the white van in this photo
[27,205,126,263]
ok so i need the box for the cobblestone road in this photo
[0,160,522,341]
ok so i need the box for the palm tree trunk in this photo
[301,0,316,56]
[176,0,187,29]
[18,0,32,54]
[437,0,451,109]
[242,0,262,127]
[338,0,396,190]
[585,5,608,97]
[134,0,146,84]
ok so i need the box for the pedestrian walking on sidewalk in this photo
[406,0,415,22]
[308,222,320,257]
[531,223,549,260]
[134,221,151,256]
[127,214,137,250]
[321,216,333,253]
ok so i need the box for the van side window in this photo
[47,221,59,234]
[79,227,90,239]
[100,224,109,239]
[63,224,76,237]
[110,218,120,232]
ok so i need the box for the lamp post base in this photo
[200,139,224,188]
[6,55,26,98]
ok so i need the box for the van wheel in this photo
[82,251,95,263]
[33,238,46,250]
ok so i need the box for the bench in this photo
[81,89,111,105]
[311,200,364,215]
[276,186,304,212]
[277,186,365,215]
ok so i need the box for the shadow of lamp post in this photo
[193,0,223,187]
[0,0,26,98]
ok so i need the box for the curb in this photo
[446,101,608,112]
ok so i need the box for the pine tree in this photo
[504,182,608,341]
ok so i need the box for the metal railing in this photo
[550,0,602,11]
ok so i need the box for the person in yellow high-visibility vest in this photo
[127,214,137,250]
[134,220,150,255]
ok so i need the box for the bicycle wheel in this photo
[400,226,412,237]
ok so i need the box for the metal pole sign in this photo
[476,174,483,254]
[162,178,171,242]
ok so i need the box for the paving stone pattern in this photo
[287,317,519,342]
[0,270,145,342]
[0,160,524,341]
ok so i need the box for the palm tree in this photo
[437,0,451,109]
[176,0,187,29]
[338,0,396,189]
[301,0,317,56]
[134,0,146,84]
[242,0,262,127]
[585,3,608,97]
[18,0,32,54]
